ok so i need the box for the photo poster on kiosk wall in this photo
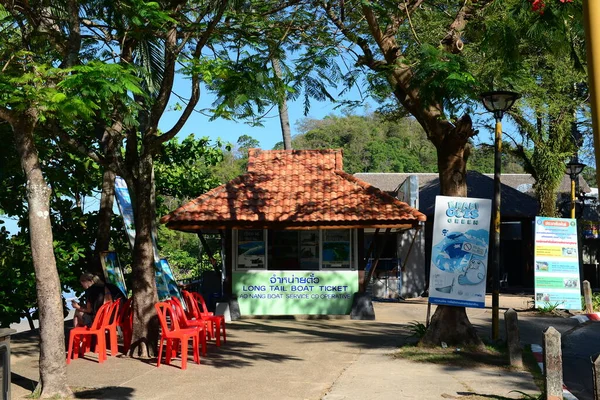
[534,217,582,310]
[428,196,491,308]
[100,251,128,298]
[237,229,266,269]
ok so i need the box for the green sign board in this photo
[233,271,359,315]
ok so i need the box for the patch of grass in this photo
[581,292,600,311]
[536,301,564,314]
[393,343,509,369]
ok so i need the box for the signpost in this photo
[428,196,492,308]
[534,217,582,310]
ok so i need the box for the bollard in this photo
[543,327,563,400]
[504,308,523,368]
[584,280,594,314]
[593,353,600,400]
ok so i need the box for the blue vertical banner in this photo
[428,196,492,308]
[534,217,581,310]
[114,176,180,302]
[114,177,136,249]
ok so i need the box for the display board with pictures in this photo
[100,251,128,298]
[322,229,351,269]
[237,229,266,269]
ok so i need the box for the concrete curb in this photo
[530,344,578,400]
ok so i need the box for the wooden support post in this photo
[543,327,563,400]
[584,280,594,314]
[592,353,600,400]
[504,308,523,368]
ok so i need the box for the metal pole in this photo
[584,0,600,189]
[492,116,502,341]
[571,177,576,219]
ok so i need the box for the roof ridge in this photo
[336,171,426,221]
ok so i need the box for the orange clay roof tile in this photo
[160,149,426,229]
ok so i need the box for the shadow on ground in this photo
[11,372,37,393]
[74,386,136,399]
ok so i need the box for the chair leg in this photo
[96,334,107,363]
[110,329,118,356]
[193,335,200,365]
[180,337,188,370]
[157,338,164,367]
[165,339,172,365]
[67,332,76,364]
[214,320,221,347]
[221,320,227,344]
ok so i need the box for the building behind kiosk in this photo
[161,149,426,317]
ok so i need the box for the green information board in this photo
[233,271,358,315]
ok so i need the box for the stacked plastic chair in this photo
[104,298,121,357]
[67,301,115,364]
[118,297,133,354]
[155,301,201,370]
[182,290,226,346]
[168,297,207,356]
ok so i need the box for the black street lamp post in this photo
[480,90,520,341]
[566,158,586,219]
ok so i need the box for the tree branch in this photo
[156,1,229,144]
[61,0,81,68]
[50,123,105,166]
[321,1,380,70]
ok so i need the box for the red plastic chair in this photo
[168,297,207,356]
[67,301,112,364]
[104,299,121,356]
[118,297,133,354]
[182,290,213,340]
[155,302,200,370]
[183,291,226,346]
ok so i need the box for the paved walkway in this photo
[9,295,576,399]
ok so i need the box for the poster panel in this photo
[428,196,491,308]
[534,217,581,310]
[233,271,358,315]
[237,229,266,269]
[100,251,128,297]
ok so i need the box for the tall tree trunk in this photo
[271,56,292,149]
[128,154,159,358]
[93,167,116,276]
[420,119,483,349]
[13,110,72,398]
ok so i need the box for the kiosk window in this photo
[236,229,354,271]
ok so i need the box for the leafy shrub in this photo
[407,321,427,338]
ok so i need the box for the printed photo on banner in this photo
[237,229,266,269]
[534,217,581,310]
[100,251,127,298]
[428,196,492,309]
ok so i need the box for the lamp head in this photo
[566,159,586,179]
[480,91,521,120]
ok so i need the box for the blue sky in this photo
[160,77,372,150]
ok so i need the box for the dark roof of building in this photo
[161,149,426,232]
[355,171,541,219]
